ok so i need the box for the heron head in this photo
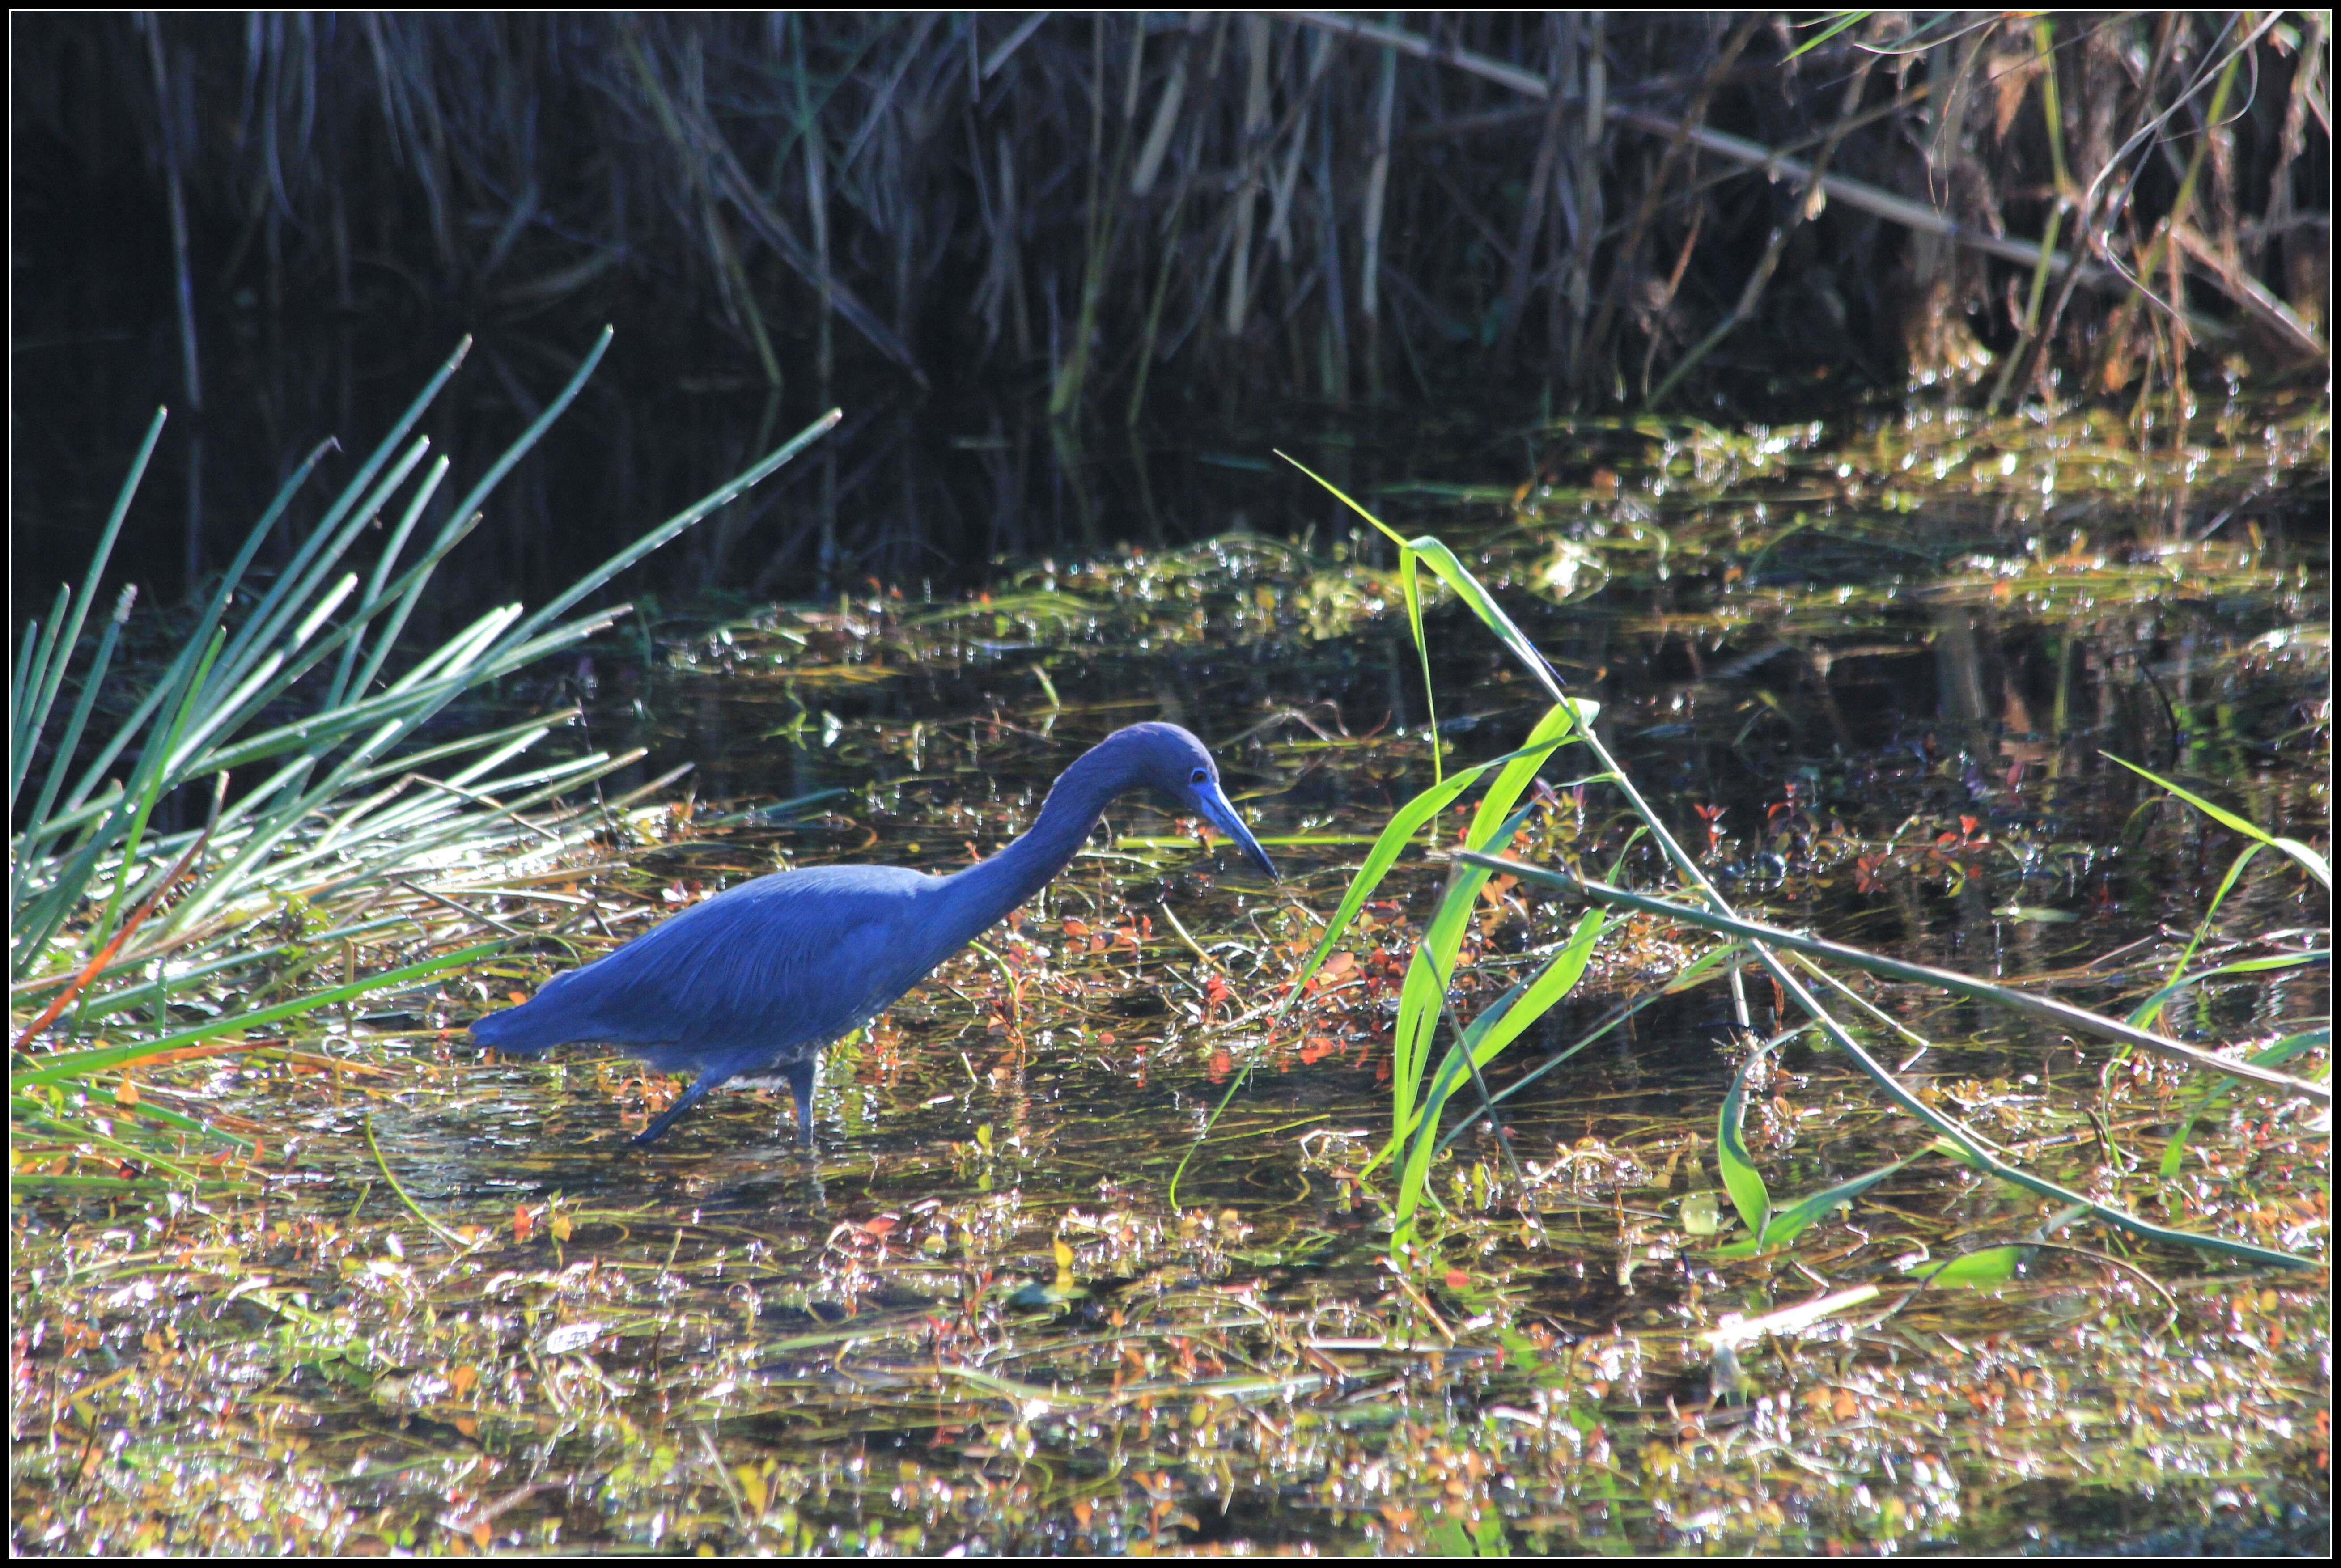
[1124,722,1278,881]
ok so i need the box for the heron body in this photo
[471,722,1275,1146]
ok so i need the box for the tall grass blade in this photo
[1387,899,1607,1242]
[2106,753,2330,888]
[21,586,138,856]
[326,455,451,708]
[9,586,73,809]
[1280,716,1591,1006]
[1455,855,2316,1269]
[1466,858,2331,1108]
[505,405,843,645]
[10,411,165,810]
[13,941,509,1092]
[1714,1036,1778,1237]
[51,441,337,823]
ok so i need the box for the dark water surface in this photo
[15,309,1503,632]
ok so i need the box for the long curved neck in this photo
[928,740,1144,951]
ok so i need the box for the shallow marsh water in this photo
[13,397,2328,1553]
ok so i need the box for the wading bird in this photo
[472,722,1276,1146]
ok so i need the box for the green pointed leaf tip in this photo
[2106,753,2329,888]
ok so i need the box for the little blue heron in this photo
[471,722,1276,1146]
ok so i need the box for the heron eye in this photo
[1189,767,1209,785]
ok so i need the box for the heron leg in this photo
[785,1056,817,1144]
[630,1071,726,1147]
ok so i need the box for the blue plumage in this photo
[472,722,1275,1146]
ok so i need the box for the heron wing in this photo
[475,865,940,1068]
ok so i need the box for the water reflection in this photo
[15,311,1432,633]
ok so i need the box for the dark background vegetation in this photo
[13,12,2329,618]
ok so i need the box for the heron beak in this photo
[1193,780,1279,881]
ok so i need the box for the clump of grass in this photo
[10,332,837,1165]
[1253,458,2324,1275]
